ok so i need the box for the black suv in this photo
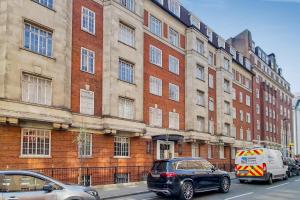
[284,157,300,177]
[147,158,231,200]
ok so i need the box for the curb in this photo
[93,181,146,189]
[101,190,151,200]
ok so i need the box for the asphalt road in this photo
[109,176,300,200]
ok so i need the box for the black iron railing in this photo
[30,166,151,186]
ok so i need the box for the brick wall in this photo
[71,0,103,116]
[143,33,185,130]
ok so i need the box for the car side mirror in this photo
[43,184,54,193]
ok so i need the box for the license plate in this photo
[239,170,248,174]
[151,173,160,178]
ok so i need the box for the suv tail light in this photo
[262,163,267,172]
[160,172,177,178]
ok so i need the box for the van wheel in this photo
[268,175,273,185]
[283,173,288,180]
[179,181,194,200]
[219,177,230,193]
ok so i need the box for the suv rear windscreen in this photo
[152,161,170,172]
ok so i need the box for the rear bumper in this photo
[148,188,172,196]
[236,173,269,181]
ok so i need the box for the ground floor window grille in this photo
[80,175,91,186]
[115,173,129,184]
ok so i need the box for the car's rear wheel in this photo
[219,177,230,193]
[179,181,194,200]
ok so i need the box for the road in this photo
[109,176,300,200]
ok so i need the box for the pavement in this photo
[99,176,300,200]
[94,172,236,200]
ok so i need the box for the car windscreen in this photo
[152,161,170,172]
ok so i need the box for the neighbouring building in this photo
[293,94,300,155]
[0,0,294,185]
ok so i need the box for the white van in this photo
[235,148,288,184]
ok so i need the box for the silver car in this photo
[0,170,100,200]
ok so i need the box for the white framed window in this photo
[266,107,269,117]
[196,39,204,55]
[22,73,52,106]
[150,76,162,96]
[24,23,53,57]
[240,128,244,140]
[207,29,213,42]
[119,22,135,47]
[119,59,134,83]
[196,90,205,106]
[246,113,251,123]
[246,95,251,106]
[224,57,230,71]
[209,98,214,111]
[80,89,94,115]
[21,128,51,157]
[197,116,205,132]
[114,136,130,157]
[208,52,214,65]
[208,144,212,159]
[239,92,243,103]
[169,27,179,47]
[232,125,236,138]
[256,89,260,98]
[168,0,180,17]
[150,15,162,37]
[81,7,95,34]
[157,140,175,160]
[232,107,236,119]
[256,104,260,114]
[257,120,260,130]
[155,0,164,5]
[219,145,225,159]
[169,112,179,130]
[78,133,92,157]
[191,143,199,158]
[247,130,251,141]
[149,107,162,127]
[81,47,95,74]
[196,65,205,81]
[150,45,162,67]
[231,147,236,160]
[209,74,214,88]
[169,83,179,101]
[119,97,134,119]
[224,79,230,93]
[190,15,200,29]
[169,55,179,74]
[224,123,230,136]
[209,120,214,134]
[34,0,53,9]
[224,101,230,115]
[266,122,269,131]
[240,110,244,121]
[120,0,135,11]
[232,88,236,100]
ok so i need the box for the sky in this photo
[180,0,300,94]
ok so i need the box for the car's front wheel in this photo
[179,181,194,200]
[219,177,230,193]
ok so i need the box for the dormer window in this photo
[218,37,225,49]
[168,0,180,17]
[238,53,243,64]
[251,41,255,52]
[207,29,213,42]
[245,58,251,70]
[230,47,237,59]
[190,15,200,29]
